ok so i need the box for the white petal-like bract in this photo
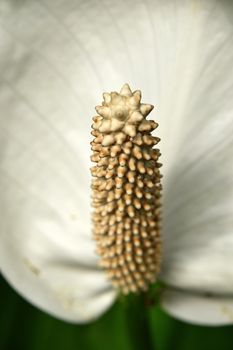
[0,0,233,324]
[159,0,233,324]
[0,88,116,322]
[161,289,233,326]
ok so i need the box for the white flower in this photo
[0,0,233,325]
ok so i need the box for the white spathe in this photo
[161,290,233,326]
[0,0,233,325]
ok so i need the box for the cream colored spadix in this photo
[91,84,162,294]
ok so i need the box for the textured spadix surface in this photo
[0,0,233,324]
[91,84,162,294]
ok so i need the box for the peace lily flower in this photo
[0,0,233,326]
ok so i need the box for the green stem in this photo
[124,293,155,350]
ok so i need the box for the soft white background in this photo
[0,0,233,324]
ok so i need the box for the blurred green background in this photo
[1,275,233,350]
